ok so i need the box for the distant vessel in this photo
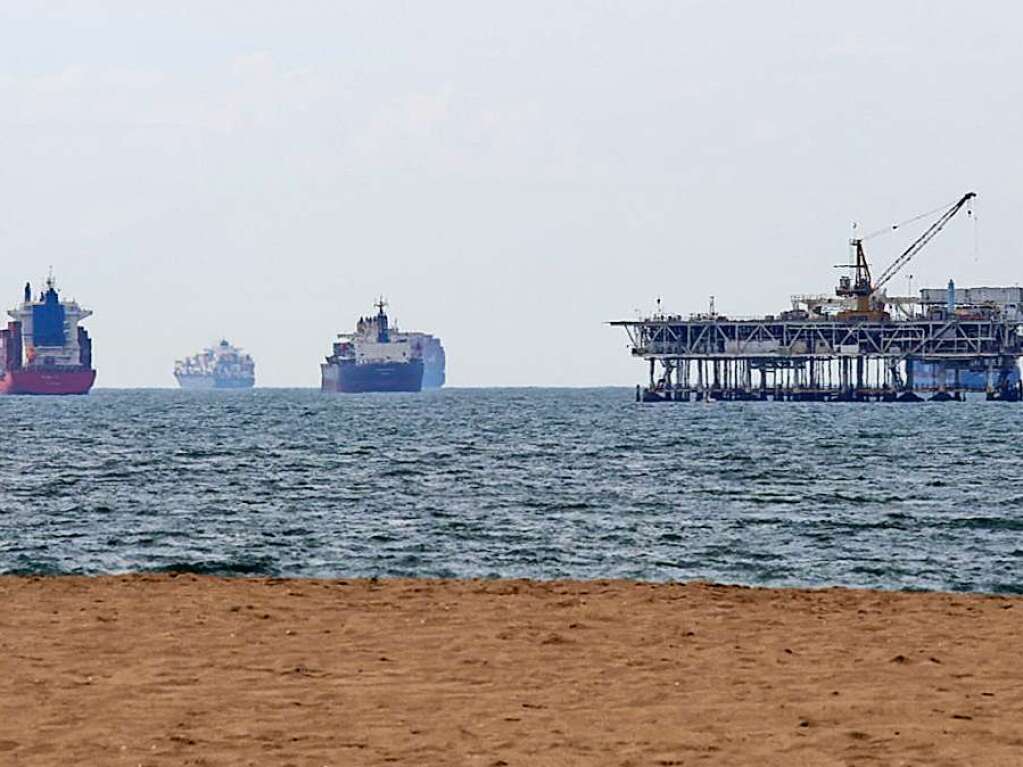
[408,332,446,389]
[0,277,96,395]
[909,284,1023,393]
[321,300,427,393]
[908,362,1021,392]
[174,340,255,389]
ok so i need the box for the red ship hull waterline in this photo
[0,368,96,395]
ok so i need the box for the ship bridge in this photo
[7,277,93,370]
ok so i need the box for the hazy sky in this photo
[2,1,1020,387]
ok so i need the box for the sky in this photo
[1,1,1021,387]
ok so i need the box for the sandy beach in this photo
[1,575,1021,766]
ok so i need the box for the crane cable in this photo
[873,192,975,291]
[970,195,979,263]
[861,197,964,242]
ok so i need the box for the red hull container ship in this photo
[0,277,96,395]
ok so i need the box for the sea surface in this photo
[1,388,1021,593]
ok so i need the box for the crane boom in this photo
[873,192,975,292]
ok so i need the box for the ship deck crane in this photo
[835,191,975,321]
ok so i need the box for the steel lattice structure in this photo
[611,316,1023,402]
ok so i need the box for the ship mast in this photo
[375,297,389,342]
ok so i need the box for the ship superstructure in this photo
[0,277,96,395]
[321,300,425,393]
[174,340,255,389]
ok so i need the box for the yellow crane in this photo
[835,191,975,321]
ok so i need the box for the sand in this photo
[1,576,1021,766]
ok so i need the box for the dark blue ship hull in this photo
[908,361,1021,392]
[322,359,424,393]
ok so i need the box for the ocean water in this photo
[1,388,1021,593]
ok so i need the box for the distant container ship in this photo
[174,340,255,389]
[321,300,444,393]
[909,285,1023,392]
[413,333,446,389]
[0,277,96,395]
[908,361,1021,392]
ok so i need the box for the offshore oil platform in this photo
[614,192,1023,403]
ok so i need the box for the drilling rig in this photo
[835,192,975,321]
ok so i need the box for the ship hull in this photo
[175,374,254,390]
[321,359,424,393]
[0,368,96,395]
[422,352,445,389]
[908,361,1021,392]
[422,370,445,389]
[416,335,446,389]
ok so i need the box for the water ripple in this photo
[0,388,1021,592]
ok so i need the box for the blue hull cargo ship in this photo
[321,300,427,393]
